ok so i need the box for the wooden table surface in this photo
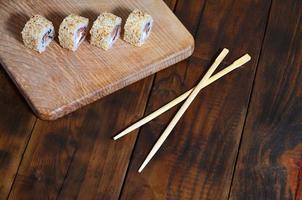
[0,0,301,199]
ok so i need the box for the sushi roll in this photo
[90,12,122,50]
[58,14,89,51]
[21,15,55,53]
[124,9,153,47]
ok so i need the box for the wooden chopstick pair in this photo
[114,48,251,172]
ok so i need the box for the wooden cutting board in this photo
[0,0,194,120]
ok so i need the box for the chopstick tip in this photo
[232,53,252,68]
[138,161,147,173]
[243,53,251,61]
[222,48,230,53]
[138,166,143,173]
[221,48,230,56]
[215,48,229,63]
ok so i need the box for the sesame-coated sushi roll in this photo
[58,14,89,51]
[90,12,122,50]
[21,15,55,53]
[124,9,153,47]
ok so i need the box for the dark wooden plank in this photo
[119,0,271,199]
[8,77,153,200]
[230,0,302,199]
[7,2,178,200]
[0,67,36,199]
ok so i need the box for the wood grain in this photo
[0,67,36,199]
[230,0,302,199]
[119,0,271,199]
[0,0,194,120]
[8,77,154,200]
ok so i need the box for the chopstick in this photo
[137,48,229,172]
[138,52,251,173]
[113,53,250,140]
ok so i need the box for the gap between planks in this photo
[7,118,38,199]
[226,0,274,199]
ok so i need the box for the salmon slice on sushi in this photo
[21,15,55,53]
[90,12,122,50]
[58,14,89,51]
[124,9,153,47]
